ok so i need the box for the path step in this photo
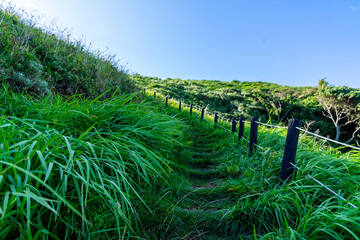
[188,168,224,179]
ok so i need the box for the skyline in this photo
[2,0,360,88]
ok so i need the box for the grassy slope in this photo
[1,6,188,239]
[0,84,188,239]
[132,75,335,138]
[1,6,359,240]
[0,7,134,98]
[137,93,360,239]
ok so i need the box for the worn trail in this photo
[168,120,241,239]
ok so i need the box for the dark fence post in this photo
[154,92,156,99]
[201,108,205,122]
[214,113,218,124]
[179,100,182,112]
[249,117,258,154]
[190,104,193,115]
[238,117,245,141]
[165,96,168,106]
[280,119,301,181]
[144,88,146,94]
[232,118,236,133]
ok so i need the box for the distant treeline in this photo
[133,74,360,146]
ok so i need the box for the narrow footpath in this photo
[168,120,241,239]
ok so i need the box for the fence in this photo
[148,88,359,209]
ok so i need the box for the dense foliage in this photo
[1,5,359,239]
[133,74,360,145]
[0,84,185,239]
[316,79,360,143]
[0,6,134,98]
[132,94,360,239]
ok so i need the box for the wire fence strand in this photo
[255,121,288,129]
[289,162,358,209]
[296,127,360,151]
[241,137,250,143]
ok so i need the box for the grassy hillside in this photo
[0,84,187,239]
[0,6,134,98]
[138,92,360,239]
[133,74,360,146]
[0,6,183,239]
[1,5,359,239]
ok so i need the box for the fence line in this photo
[209,117,264,149]
[145,88,359,209]
[161,90,360,152]
[296,127,360,151]
[147,89,360,152]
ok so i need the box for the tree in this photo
[252,90,291,122]
[316,79,360,143]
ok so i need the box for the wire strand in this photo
[289,162,358,209]
[296,127,360,151]
[255,121,288,129]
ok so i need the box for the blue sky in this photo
[3,0,360,87]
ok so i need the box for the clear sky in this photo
[2,0,360,87]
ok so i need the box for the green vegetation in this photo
[132,94,360,239]
[1,5,359,239]
[0,6,134,98]
[317,79,360,142]
[133,75,360,146]
[0,84,186,239]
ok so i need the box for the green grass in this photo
[0,84,185,239]
[0,5,134,98]
[136,91,360,239]
[1,5,360,239]
[1,73,359,239]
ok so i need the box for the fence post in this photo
[190,104,193,115]
[144,88,146,94]
[238,117,245,141]
[232,118,236,133]
[165,96,168,106]
[249,117,258,154]
[280,119,301,181]
[179,100,182,112]
[154,92,156,99]
[201,108,205,122]
[214,113,218,123]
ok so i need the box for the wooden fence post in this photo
[165,96,168,106]
[214,113,218,123]
[232,118,236,133]
[238,117,245,141]
[190,104,193,115]
[179,100,182,112]
[201,108,205,122]
[280,119,301,181]
[249,117,258,154]
[154,92,156,99]
[144,88,146,94]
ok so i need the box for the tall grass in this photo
[0,84,184,239]
[214,122,360,239]
[143,90,360,239]
[0,4,134,98]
